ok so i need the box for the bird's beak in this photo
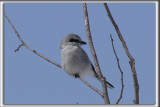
[80,41,87,45]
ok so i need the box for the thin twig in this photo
[110,34,124,104]
[79,77,103,96]
[4,13,61,68]
[104,3,139,104]
[4,13,103,98]
[83,3,110,104]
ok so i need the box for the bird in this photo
[60,34,114,89]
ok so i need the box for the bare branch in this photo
[79,77,103,96]
[110,34,124,104]
[104,3,139,104]
[4,13,61,69]
[83,3,110,104]
[4,13,103,98]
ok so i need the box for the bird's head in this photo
[60,34,87,49]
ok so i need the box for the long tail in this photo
[95,75,114,89]
[105,80,114,89]
[91,64,114,89]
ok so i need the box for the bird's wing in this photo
[92,63,114,88]
[91,63,99,79]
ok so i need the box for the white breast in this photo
[61,45,95,78]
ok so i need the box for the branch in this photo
[4,13,61,69]
[104,3,139,104]
[110,34,124,104]
[83,3,110,104]
[4,13,103,98]
[79,77,103,96]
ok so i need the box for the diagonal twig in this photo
[4,13,103,98]
[83,3,110,104]
[79,77,103,96]
[110,34,124,104]
[104,3,139,104]
[4,13,61,68]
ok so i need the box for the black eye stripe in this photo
[70,39,80,43]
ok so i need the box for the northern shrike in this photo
[60,34,114,88]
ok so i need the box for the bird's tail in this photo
[91,64,114,89]
[93,73,114,89]
[96,77,114,89]
[105,81,114,89]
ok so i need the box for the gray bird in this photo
[60,34,114,88]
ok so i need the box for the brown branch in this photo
[110,34,124,104]
[4,13,61,68]
[104,3,139,104]
[83,3,110,104]
[4,13,103,98]
[79,77,103,96]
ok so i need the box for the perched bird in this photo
[60,34,114,88]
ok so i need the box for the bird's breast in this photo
[61,45,79,69]
[61,45,91,77]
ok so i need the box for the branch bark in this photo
[79,77,103,96]
[4,13,103,98]
[4,13,61,69]
[110,34,124,104]
[83,3,110,104]
[104,3,139,104]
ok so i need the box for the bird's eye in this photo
[70,39,80,43]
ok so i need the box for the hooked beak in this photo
[80,41,87,45]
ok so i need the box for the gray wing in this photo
[91,63,114,88]
[91,63,99,79]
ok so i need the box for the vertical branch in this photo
[104,3,139,104]
[110,34,124,104]
[83,3,110,104]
